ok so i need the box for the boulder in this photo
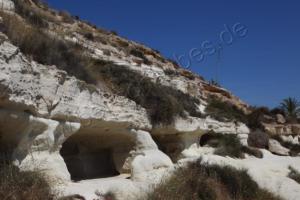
[268,139,290,156]
[130,130,173,181]
[276,114,286,124]
[247,130,269,149]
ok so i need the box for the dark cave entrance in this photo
[60,130,135,181]
[60,142,119,181]
[199,133,222,147]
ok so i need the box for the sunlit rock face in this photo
[0,34,254,198]
[0,0,14,11]
[1,1,299,199]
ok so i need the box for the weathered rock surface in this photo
[276,114,286,124]
[263,123,300,135]
[0,1,300,199]
[0,0,14,11]
[0,38,151,130]
[268,139,290,156]
[280,135,300,145]
[130,130,173,181]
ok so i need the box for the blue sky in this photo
[45,0,300,108]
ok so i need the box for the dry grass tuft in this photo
[288,166,300,184]
[0,164,57,200]
[91,62,202,125]
[145,159,282,200]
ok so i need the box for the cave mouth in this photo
[152,135,185,162]
[199,133,221,147]
[60,131,134,182]
[60,145,119,181]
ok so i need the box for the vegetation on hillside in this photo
[280,97,300,122]
[3,1,300,127]
[91,62,202,124]
[0,11,96,84]
[200,132,262,158]
[205,98,247,123]
[0,8,202,125]
[206,97,300,131]
[145,159,281,200]
[0,163,57,200]
[247,130,269,149]
[288,166,300,184]
[209,79,221,87]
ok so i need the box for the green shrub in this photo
[288,166,300,184]
[241,146,263,158]
[0,164,56,200]
[213,134,245,158]
[110,30,118,36]
[0,12,95,84]
[58,11,74,24]
[209,79,221,87]
[145,159,281,200]
[12,0,55,28]
[270,108,285,116]
[91,62,202,125]
[59,194,85,200]
[280,97,300,122]
[205,98,247,123]
[166,58,180,68]
[200,132,262,158]
[247,130,269,149]
[130,49,152,65]
[95,191,117,200]
[247,107,272,130]
[84,32,94,41]
[164,69,178,76]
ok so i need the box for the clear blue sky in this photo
[45,0,300,108]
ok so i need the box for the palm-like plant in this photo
[280,97,300,121]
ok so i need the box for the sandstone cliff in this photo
[0,1,300,200]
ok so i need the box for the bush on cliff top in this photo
[205,98,247,123]
[91,62,202,125]
[0,11,95,84]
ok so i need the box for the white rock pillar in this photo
[12,115,81,181]
[129,130,173,181]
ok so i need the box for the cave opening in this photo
[199,133,221,147]
[60,130,135,181]
[152,135,185,162]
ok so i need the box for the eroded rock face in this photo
[0,39,151,130]
[280,135,300,145]
[1,5,298,199]
[0,33,253,182]
[263,123,300,135]
[0,109,81,180]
